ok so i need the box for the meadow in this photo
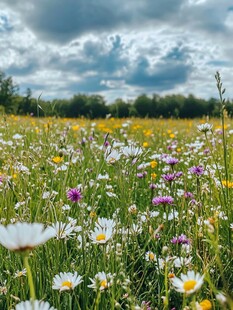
[0,114,232,310]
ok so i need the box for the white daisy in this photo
[197,123,213,133]
[88,271,114,291]
[89,226,113,244]
[52,271,83,292]
[121,145,143,158]
[173,256,192,268]
[15,299,56,310]
[104,148,121,164]
[50,222,76,239]
[171,270,204,294]
[96,218,116,230]
[145,251,157,262]
[0,222,55,251]
[14,268,27,278]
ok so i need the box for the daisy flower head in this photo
[88,271,114,291]
[89,226,113,244]
[50,222,76,240]
[104,148,121,164]
[171,270,204,295]
[197,123,213,133]
[152,196,174,206]
[122,145,143,158]
[0,222,55,252]
[14,268,27,278]
[52,271,83,292]
[15,299,56,310]
[66,188,82,202]
[95,217,116,230]
[173,256,192,268]
[145,251,157,262]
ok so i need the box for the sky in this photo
[0,0,233,103]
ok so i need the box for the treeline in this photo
[1,70,233,118]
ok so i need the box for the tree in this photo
[134,94,153,117]
[109,99,130,118]
[0,71,18,113]
[86,95,109,118]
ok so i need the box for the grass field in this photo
[0,115,232,309]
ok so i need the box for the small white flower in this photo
[197,123,213,133]
[0,222,55,251]
[15,299,56,310]
[88,271,114,291]
[216,292,227,304]
[96,218,116,230]
[52,271,83,292]
[13,134,23,140]
[14,268,27,278]
[122,145,143,158]
[51,222,76,239]
[171,270,204,294]
[104,148,121,164]
[97,173,109,180]
[173,256,192,268]
[145,251,157,262]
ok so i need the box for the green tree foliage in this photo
[109,99,130,118]
[1,70,233,119]
[0,71,18,113]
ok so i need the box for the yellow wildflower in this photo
[143,142,149,148]
[151,173,157,179]
[150,160,157,169]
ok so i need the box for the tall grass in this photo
[0,112,232,309]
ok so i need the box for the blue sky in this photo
[0,0,233,103]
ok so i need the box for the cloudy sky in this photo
[0,0,233,103]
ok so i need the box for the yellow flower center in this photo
[62,281,72,288]
[96,234,106,241]
[199,299,212,310]
[52,156,63,164]
[100,280,107,288]
[149,253,155,260]
[183,280,197,291]
[108,157,116,164]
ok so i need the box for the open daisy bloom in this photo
[15,299,56,310]
[171,270,204,295]
[52,271,83,292]
[88,271,114,291]
[0,222,55,252]
[89,226,113,244]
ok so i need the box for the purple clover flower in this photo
[149,183,157,189]
[152,196,174,206]
[141,301,152,310]
[171,234,190,245]
[137,171,147,178]
[161,172,183,182]
[67,188,83,202]
[184,191,194,199]
[165,157,179,165]
[104,141,110,147]
[189,165,204,176]
[161,173,176,182]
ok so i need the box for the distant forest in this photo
[1,70,233,118]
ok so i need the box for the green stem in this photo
[23,254,36,301]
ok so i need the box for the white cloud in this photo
[0,0,232,102]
